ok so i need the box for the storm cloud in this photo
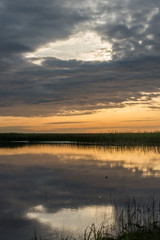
[0,56,160,116]
[0,0,160,117]
[0,0,89,56]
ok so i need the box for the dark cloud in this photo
[47,121,90,124]
[120,119,153,123]
[0,126,32,133]
[95,0,160,60]
[1,0,159,60]
[0,56,160,116]
[0,0,88,57]
[0,0,160,117]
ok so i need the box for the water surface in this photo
[0,144,160,239]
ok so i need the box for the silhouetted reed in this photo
[1,132,160,146]
[32,197,160,240]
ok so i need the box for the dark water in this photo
[0,144,160,239]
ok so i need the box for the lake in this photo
[0,143,160,239]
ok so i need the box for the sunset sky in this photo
[0,0,160,132]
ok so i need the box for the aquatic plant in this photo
[1,132,160,146]
[31,197,160,240]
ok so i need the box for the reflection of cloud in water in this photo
[0,145,160,177]
[26,204,115,235]
[0,144,160,239]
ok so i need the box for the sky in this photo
[0,0,160,133]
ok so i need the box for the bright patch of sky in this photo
[25,31,112,64]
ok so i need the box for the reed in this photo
[31,197,160,240]
[1,132,160,146]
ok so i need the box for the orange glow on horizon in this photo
[0,105,160,133]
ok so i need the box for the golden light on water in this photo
[0,145,160,177]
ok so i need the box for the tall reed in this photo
[31,197,160,240]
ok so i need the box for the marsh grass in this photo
[84,223,115,240]
[32,198,160,240]
[115,197,160,239]
[83,197,160,240]
[1,132,160,146]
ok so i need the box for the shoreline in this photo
[0,132,160,146]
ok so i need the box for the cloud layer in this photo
[0,56,160,116]
[0,0,160,117]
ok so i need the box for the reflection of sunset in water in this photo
[0,144,160,177]
[0,144,160,239]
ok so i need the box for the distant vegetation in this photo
[0,132,160,146]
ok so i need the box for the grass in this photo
[114,197,160,240]
[31,198,160,240]
[83,198,160,239]
[0,132,160,146]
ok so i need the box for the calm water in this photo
[0,144,160,239]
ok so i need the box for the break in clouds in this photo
[0,0,160,116]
